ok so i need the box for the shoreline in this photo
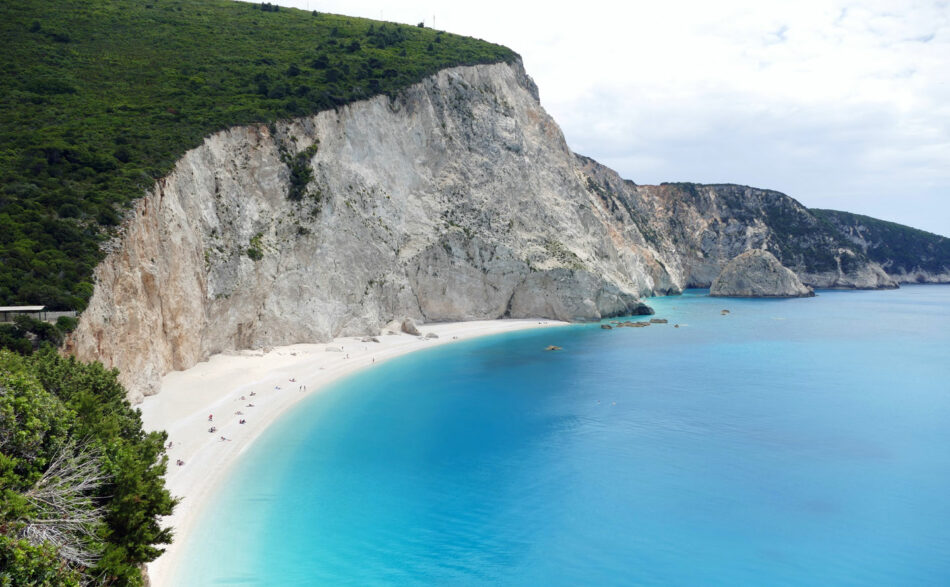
[140,318,567,585]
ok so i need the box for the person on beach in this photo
[209,426,216,433]
[239,419,246,424]
[208,414,213,422]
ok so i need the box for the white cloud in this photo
[261,0,950,235]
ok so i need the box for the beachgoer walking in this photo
[208,414,213,422]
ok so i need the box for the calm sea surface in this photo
[177,286,950,585]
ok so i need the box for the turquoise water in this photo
[177,286,950,585]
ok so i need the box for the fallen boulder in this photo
[401,317,421,336]
[711,249,815,298]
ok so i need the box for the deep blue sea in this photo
[176,286,950,586]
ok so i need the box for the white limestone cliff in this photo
[68,61,656,401]
[67,60,900,401]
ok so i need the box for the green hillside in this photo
[812,209,950,277]
[0,0,517,311]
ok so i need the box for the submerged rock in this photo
[545,345,562,351]
[711,250,814,298]
[616,321,650,328]
[649,318,668,324]
[600,324,613,329]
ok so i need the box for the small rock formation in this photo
[361,336,380,343]
[649,318,668,324]
[711,250,815,298]
[600,324,613,330]
[401,318,421,336]
[721,310,730,315]
[325,346,343,352]
[424,332,439,339]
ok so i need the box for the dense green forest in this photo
[0,349,175,585]
[0,0,517,311]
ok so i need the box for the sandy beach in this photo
[140,318,566,585]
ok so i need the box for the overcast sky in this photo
[260,1,950,236]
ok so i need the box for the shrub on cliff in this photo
[0,314,77,355]
[0,349,176,585]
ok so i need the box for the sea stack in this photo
[710,250,815,298]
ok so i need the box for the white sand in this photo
[140,319,566,585]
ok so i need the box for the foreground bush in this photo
[0,349,175,585]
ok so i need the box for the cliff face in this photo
[69,61,918,401]
[710,250,814,298]
[69,62,657,401]
[813,209,950,283]
[575,158,897,290]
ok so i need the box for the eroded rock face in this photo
[68,62,659,401]
[574,159,897,291]
[710,250,815,297]
[67,60,905,402]
[814,209,950,283]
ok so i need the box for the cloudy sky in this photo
[262,1,950,236]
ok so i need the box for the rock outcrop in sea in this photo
[64,60,933,401]
[710,250,815,298]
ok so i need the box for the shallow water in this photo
[177,286,950,585]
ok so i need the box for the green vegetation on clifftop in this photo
[0,0,517,310]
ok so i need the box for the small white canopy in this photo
[0,306,46,312]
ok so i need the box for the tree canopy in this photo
[0,349,176,585]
